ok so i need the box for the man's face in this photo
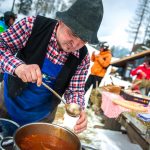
[56,21,86,53]
[100,48,104,51]
[9,18,15,26]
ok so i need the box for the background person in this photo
[0,11,17,33]
[0,11,17,82]
[130,56,150,95]
[130,56,150,80]
[85,42,112,93]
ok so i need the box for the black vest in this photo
[7,15,87,106]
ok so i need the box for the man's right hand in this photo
[140,71,146,79]
[14,64,42,86]
[92,51,95,55]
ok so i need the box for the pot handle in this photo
[0,136,14,149]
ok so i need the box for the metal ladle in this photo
[41,82,81,117]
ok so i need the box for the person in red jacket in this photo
[130,56,150,80]
[130,56,150,94]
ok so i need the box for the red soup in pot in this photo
[18,134,76,150]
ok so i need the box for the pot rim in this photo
[13,122,81,149]
[0,118,20,128]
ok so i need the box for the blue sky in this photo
[98,0,138,48]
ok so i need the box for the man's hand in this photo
[92,51,95,56]
[137,70,146,79]
[74,110,87,133]
[140,71,146,79]
[15,64,42,86]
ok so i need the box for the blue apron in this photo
[4,58,62,125]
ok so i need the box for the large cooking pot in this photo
[1,123,81,150]
[0,118,20,150]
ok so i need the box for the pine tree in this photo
[142,0,150,44]
[145,39,150,47]
[143,13,150,47]
[35,0,50,16]
[52,0,66,17]
[17,0,33,15]
[11,0,16,12]
[34,0,76,17]
[127,0,150,51]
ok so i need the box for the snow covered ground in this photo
[53,103,143,150]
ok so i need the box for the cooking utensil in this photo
[41,82,65,104]
[65,103,81,117]
[0,118,20,150]
[41,82,81,117]
[1,123,81,150]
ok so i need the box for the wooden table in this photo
[119,113,150,150]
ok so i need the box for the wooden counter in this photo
[119,113,150,150]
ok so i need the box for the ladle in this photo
[42,82,65,104]
[41,82,81,117]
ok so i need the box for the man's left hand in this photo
[74,110,87,133]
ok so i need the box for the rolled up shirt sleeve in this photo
[64,53,90,109]
[0,16,35,75]
[0,47,24,75]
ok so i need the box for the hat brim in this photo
[56,11,99,44]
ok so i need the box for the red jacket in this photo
[130,63,150,80]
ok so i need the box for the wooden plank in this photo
[111,50,150,67]
[119,115,150,150]
[127,123,150,150]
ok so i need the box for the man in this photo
[85,42,112,92]
[130,56,150,95]
[0,0,103,133]
[130,56,150,80]
[0,11,17,33]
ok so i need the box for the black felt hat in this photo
[56,0,104,44]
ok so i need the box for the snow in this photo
[53,104,142,150]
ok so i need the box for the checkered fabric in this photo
[0,16,90,109]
